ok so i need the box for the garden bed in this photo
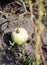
[0,13,47,65]
[0,0,47,65]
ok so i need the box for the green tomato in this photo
[11,28,29,45]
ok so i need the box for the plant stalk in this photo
[29,0,46,65]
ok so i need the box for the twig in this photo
[20,0,27,12]
[39,45,46,65]
[29,0,37,34]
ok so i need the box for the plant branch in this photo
[29,0,46,65]
[39,45,46,65]
[20,0,28,13]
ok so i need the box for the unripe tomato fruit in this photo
[11,28,29,45]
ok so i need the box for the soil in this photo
[0,13,47,65]
[0,14,34,65]
[0,0,47,65]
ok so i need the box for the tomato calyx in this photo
[16,29,20,33]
